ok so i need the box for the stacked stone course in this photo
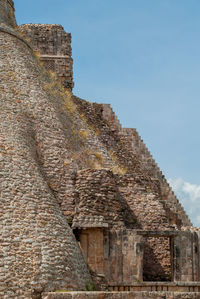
[19,24,74,90]
[120,128,192,227]
[0,6,91,297]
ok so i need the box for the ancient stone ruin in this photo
[0,0,199,298]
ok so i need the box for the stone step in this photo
[42,291,200,299]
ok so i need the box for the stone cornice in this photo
[40,54,71,59]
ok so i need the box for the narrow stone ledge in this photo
[42,291,200,299]
[108,282,200,287]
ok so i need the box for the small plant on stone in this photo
[66,217,73,226]
[133,218,138,224]
[79,129,90,139]
[94,152,103,164]
[85,281,95,291]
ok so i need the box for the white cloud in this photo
[168,178,200,227]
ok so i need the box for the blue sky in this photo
[14,0,200,226]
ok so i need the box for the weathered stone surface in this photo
[0,19,91,299]
[0,0,17,28]
[18,24,74,90]
[42,291,200,299]
[0,0,199,298]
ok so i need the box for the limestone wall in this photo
[18,24,74,90]
[74,169,126,228]
[84,101,191,228]
[73,96,192,230]
[69,98,192,282]
[70,167,173,281]
[72,168,172,282]
[0,1,198,296]
[73,169,170,230]
[115,174,172,281]
[174,231,200,282]
[120,128,192,228]
[103,230,143,285]
[0,0,17,28]
[0,26,91,298]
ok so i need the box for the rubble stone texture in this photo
[0,0,17,28]
[0,1,91,298]
[18,24,74,90]
[0,0,199,298]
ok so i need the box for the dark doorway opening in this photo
[143,236,172,281]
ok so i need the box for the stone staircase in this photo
[120,127,192,227]
[100,104,192,228]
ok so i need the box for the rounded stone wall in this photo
[0,24,91,299]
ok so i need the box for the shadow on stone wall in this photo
[143,237,171,282]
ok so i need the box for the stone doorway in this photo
[78,228,104,275]
[143,236,172,282]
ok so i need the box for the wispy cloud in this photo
[168,178,200,227]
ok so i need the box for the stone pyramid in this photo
[0,1,199,299]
